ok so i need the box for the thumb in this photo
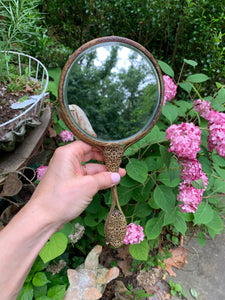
[92,172,121,190]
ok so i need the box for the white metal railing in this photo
[0,51,49,138]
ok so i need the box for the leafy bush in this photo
[0,0,42,50]
[39,0,224,85]
[19,55,225,299]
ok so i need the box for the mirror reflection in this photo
[63,42,160,141]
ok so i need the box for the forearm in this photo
[0,201,60,300]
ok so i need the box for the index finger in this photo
[63,140,105,163]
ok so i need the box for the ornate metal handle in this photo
[104,185,127,248]
[103,145,127,248]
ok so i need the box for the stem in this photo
[177,62,185,84]
[191,84,203,100]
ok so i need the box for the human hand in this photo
[29,140,126,228]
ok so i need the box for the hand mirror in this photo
[59,36,164,248]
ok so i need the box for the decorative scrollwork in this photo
[105,209,127,248]
[102,144,124,172]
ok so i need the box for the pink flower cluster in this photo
[59,130,74,143]
[177,183,204,213]
[166,123,208,213]
[178,159,208,213]
[166,123,201,159]
[163,75,177,106]
[123,223,145,245]
[193,99,225,158]
[36,166,48,181]
[180,159,208,186]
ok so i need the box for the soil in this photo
[0,80,41,134]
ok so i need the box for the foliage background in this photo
[0,0,225,299]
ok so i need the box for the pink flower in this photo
[193,99,225,158]
[166,123,201,159]
[208,122,225,158]
[36,166,48,181]
[193,99,225,123]
[177,182,204,213]
[180,159,208,188]
[123,223,144,245]
[163,75,177,105]
[59,130,74,142]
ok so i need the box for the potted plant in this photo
[0,50,49,151]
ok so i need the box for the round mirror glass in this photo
[62,39,162,142]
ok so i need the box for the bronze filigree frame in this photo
[58,36,164,248]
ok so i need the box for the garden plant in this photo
[0,0,224,299]
[15,58,225,299]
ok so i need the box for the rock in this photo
[64,245,120,300]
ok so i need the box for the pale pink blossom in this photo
[36,166,48,181]
[123,223,145,245]
[166,123,201,159]
[177,182,204,213]
[59,130,74,142]
[163,75,177,105]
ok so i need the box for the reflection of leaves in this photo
[0,173,23,197]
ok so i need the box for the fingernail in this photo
[111,172,120,184]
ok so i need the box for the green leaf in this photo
[193,203,214,225]
[172,215,187,236]
[197,232,206,247]
[190,288,198,299]
[206,211,224,234]
[164,208,180,226]
[32,256,47,273]
[97,222,105,236]
[214,178,225,193]
[158,159,181,187]
[134,202,152,218]
[186,73,209,83]
[212,154,225,167]
[60,222,73,237]
[158,60,174,77]
[211,88,225,112]
[208,227,217,239]
[129,239,149,261]
[47,285,66,300]
[39,232,68,263]
[117,185,133,205]
[153,185,176,212]
[145,217,164,240]
[184,59,198,67]
[86,194,102,214]
[33,285,48,299]
[144,157,158,172]
[32,272,49,287]
[191,178,205,189]
[17,283,33,300]
[84,214,98,227]
[120,175,139,187]
[160,145,171,168]
[198,156,212,174]
[179,82,193,93]
[132,178,154,202]
[48,67,61,97]
[213,164,225,180]
[148,196,160,209]
[126,158,148,183]
[162,104,178,123]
